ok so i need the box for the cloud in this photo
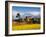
[29,11,40,16]
[12,11,24,17]
[12,10,40,19]
[13,10,40,16]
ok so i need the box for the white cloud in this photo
[12,11,40,19]
[12,11,19,16]
[12,11,24,17]
[29,11,40,16]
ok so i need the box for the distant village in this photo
[12,13,40,24]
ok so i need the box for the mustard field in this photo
[12,22,40,31]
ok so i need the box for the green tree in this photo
[25,16,28,22]
[16,13,21,22]
[16,13,20,19]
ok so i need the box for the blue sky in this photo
[12,6,40,19]
[12,6,40,12]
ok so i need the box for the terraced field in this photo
[12,22,40,31]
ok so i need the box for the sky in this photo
[12,6,40,19]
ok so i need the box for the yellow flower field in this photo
[12,22,40,31]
